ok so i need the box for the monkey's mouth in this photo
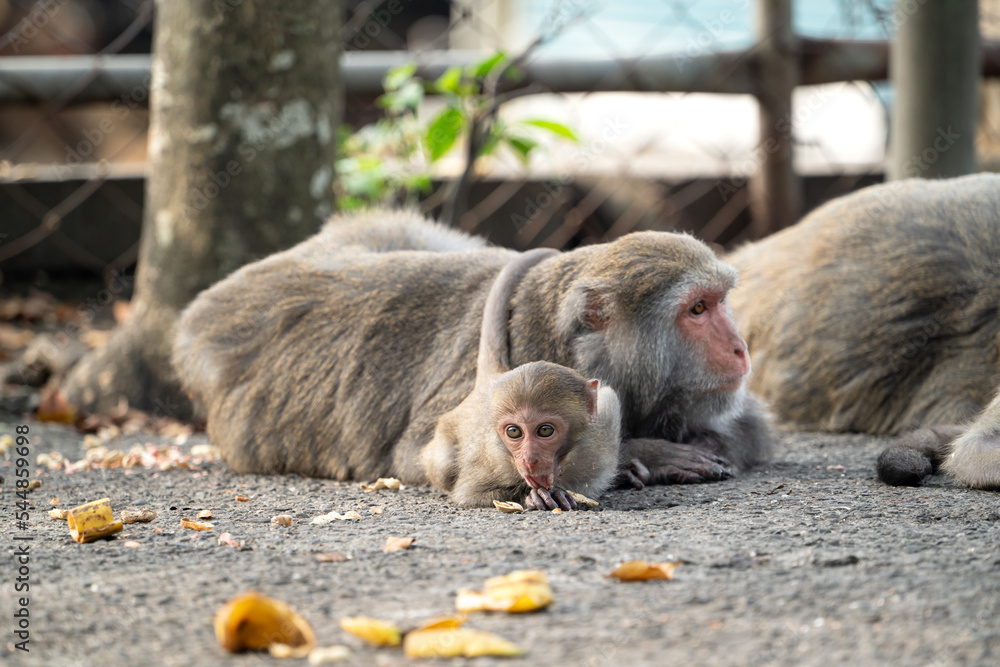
[524,474,554,490]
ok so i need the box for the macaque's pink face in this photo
[675,288,750,392]
[497,411,570,490]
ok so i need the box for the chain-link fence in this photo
[0,0,997,285]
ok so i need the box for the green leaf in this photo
[472,51,507,79]
[378,80,424,114]
[506,136,538,164]
[522,119,579,142]
[435,66,464,94]
[425,108,465,162]
[383,63,417,92]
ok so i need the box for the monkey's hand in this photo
[619,439,733,486]
[524,487,578,511]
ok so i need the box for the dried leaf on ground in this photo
[214,592,315,657]
[359,477,401,492]
[383,536,415,553]
[314,552,350,563]
[338,617,401,647]
[271,515,293,527]
[49,508,70,520]
[493,500,525,514]
[181,518,214,531]
[456,569,553,613]
[197,510,214,519]
[607,560,681,581]
[120,509,157,524]
[235,495,250,502]
[403,628,524,658]
[310,510,362,525]
[26,479,41,492]
[67,498,124,543]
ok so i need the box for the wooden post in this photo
[888,0,979,180]
[749,0,802,238]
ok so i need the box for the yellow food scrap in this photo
[338,617,401,647]
[566,491,599,509]
[456,570,553,613]
[214,592,315,657]
[416,615,467,631]
[120,509,157,524]
[67,498,124,543]
[49,508,70,521]
[607,560,681,581]
[180,518,214,531]
[271,515,293,527]
[310,510,363,525]
[360,477,401,492]
[493,500,524,514]
[403,628,525,658]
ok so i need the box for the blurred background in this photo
[1,0,999,295]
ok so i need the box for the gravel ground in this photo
[1,417,998,667]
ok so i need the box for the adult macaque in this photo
[173,212,769,490]
[725,173,1000,490]
[727,174,1000,436]
[422,248,621,510]
[879,388,1000,489]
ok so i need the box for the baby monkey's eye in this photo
[537,424,555,437]
[505,425,523,439]
[691,301,706,315]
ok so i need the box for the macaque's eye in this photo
[537,424,555,437]
[690,301,706,315]
[505,425,523,439]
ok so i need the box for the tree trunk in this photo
[62,0,343,419]
[887,0,979,180]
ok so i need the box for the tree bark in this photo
[63,0,343,419]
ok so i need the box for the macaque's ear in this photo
[559,281,614,336]
[585,379,600,423]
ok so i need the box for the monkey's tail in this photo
[476,248,559,387]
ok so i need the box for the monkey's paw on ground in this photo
[620,448,733,489]
[524,487,577,511]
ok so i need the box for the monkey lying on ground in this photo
[173,211,769,490]
[422,248,621,510]
[725,173,1000,489]
[878,388,1000,489]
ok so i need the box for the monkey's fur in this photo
[728,174,1000,435]
[421,248,621,508]
[726,173,1000,489]
[173,212,770,487]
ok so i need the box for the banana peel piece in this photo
[403,628,525,658]
[607,560,681,581]
[456,569,553,613]
[67,498,124,543]
[416,615,468,631]
[338,617,401,647]
[214,592,315,657]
